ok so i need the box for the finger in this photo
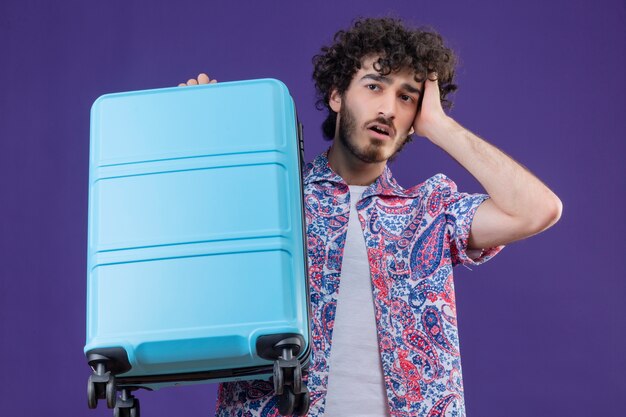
[178,83,187,87]
[209,79,218,84]
[197,73,210,84]
[187,78,198,86]
[427,71,439,82]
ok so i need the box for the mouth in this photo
[366,123,394,139]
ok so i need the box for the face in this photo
[330,55,424,164]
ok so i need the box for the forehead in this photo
[356,55,423,86]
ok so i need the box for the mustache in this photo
[365,116,396,136]
[369,116,394,128]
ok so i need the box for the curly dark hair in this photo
[312,17,458,140]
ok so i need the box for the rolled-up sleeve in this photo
[431,174,504,267]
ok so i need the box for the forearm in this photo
[426,117,562,230]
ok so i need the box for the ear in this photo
[328,89,342,112]
[408,126,415,135]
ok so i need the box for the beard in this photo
[337,101,411,164]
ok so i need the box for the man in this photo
[181,17,562,417]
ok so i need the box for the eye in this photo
[366,84,380,91]
[400,94,414,103]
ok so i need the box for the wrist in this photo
[423,115,461,145]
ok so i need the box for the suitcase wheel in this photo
[292,363,302,394]
[114,388,140,417]
[277,386,310,416]
[277,388,295,415]
[87,363,117,409]
[272,344,304,395]
[105,375,116,408]
[113,402,139,417]
[87,377,97,409]
[293,390,311,416]
[273,361,284,395]
[271,341,309,415]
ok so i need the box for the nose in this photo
[378,91,396,120]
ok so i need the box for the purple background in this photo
[1,1,624,416]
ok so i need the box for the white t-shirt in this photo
[323,186,390,417]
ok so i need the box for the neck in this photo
[327,141,386,186]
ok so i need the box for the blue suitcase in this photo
[85,79,310,416]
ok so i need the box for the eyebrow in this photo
[360,73,423,96]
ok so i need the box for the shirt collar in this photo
[303,149,419,198]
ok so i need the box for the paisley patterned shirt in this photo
[215,151,503,417]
